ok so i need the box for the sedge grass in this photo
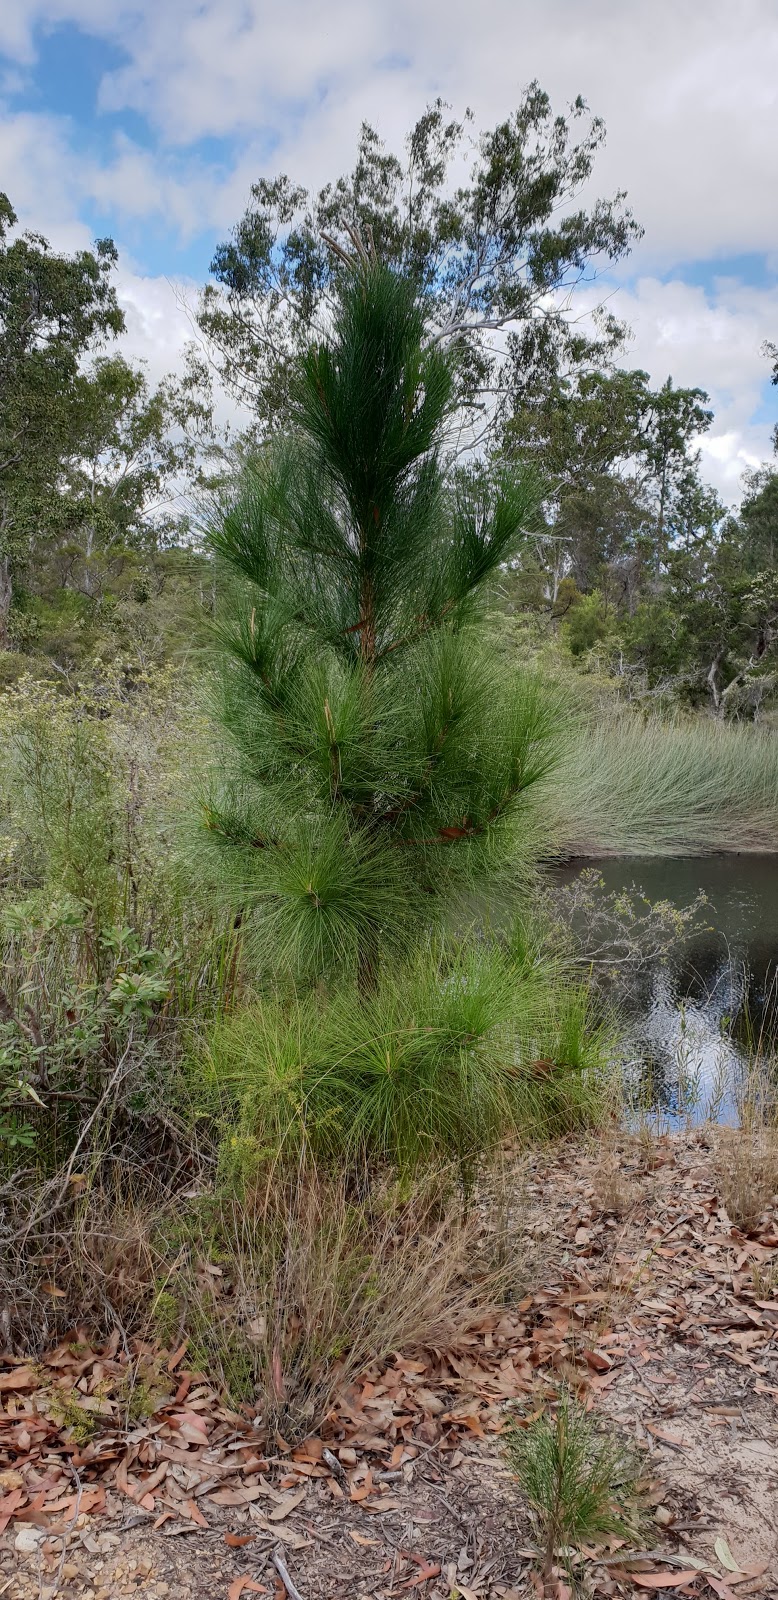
[551,713,778,857]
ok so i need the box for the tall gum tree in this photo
[0,196,124,644]
[196,85,641,444]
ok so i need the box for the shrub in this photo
[0,667,237,1167]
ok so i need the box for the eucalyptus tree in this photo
[0,196,124,643]
[197,85,641,441]
[504,366,713,602]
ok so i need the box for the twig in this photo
[599,1550,713,1571]
[322,1446,346,1482]
[659,1212,691,1241]
[272,1548,306,1600]
[59,1032,136,1191]
[47,1460,83,1599]
[417,1476,470,1529]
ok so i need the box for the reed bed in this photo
[551,714,778,857]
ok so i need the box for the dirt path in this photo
[3,1131,777,1599]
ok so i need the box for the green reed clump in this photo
[552,712,778,856]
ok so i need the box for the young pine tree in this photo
[200,258,604,1169]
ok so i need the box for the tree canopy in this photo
[0,196,124,641]
[197,85,641,439]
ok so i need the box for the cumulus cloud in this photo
[615,277,778,496]
[0,0,776,493]
[2,0,777,262]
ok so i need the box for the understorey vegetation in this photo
[0,256,608,1437]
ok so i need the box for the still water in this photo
[562,856,778,1125]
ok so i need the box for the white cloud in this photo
[4,0,776,271]
[0,0,776,493]
[2,0,778,263]
[114,270,196,384]
[615,276,778,497]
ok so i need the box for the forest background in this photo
[2,87,777,718]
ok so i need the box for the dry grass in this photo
[0,1153,523,1440]
[714,1125,778,1232]
[173,1159,518,1437]
[591,1148,640,1219]
[0,1162,174,1352]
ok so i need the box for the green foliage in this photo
[505,1392,639,1580]
[200,941,606,1174]
[562,590,613,658]
[203,261,560,988]
[0,196,123,642]
[198,87,639,434]
[0,195,217,672]
[0,667,238,1166]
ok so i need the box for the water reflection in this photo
[560,856,778,1125]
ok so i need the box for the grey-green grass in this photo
[551,712,778,857]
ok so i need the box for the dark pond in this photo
[560,856,778,1126]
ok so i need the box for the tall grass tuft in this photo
[0,1150,526,1436]
[551,712,778,857]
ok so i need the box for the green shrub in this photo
[0,667,238,1168]
[505,1392,640,1582]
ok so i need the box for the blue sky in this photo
[1,0,777,495]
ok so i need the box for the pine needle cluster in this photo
[203,260,557,986]
[506,1393,640,1581]
[203,942,604,1175]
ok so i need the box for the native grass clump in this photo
[552,710,778,857]
[0,665,235,1165]
[199,257,607,1173]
